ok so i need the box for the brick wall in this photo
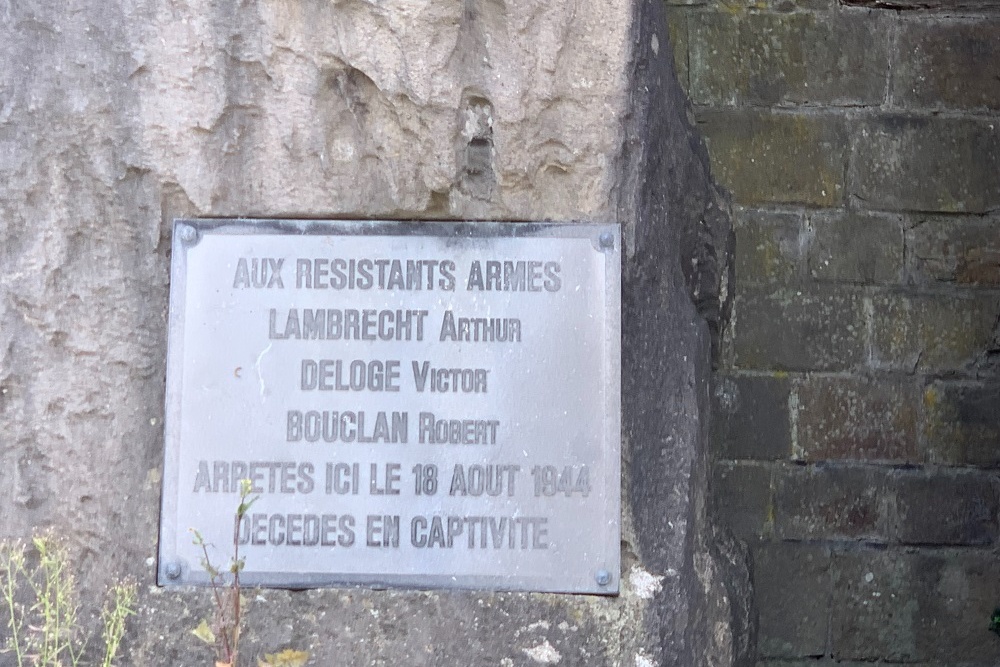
[664,0,1000,663]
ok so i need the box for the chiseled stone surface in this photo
[0,0,742,665]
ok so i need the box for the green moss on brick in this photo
[699,110,847,206]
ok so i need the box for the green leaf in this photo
[192,618,216,645]
[236,497,258,518]
[259,648,310,667]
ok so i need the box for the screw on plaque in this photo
[165,561,182,580]
[598,231,615,251]
[177,224,198,245]
[595,569,612,586]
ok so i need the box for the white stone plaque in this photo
[159,219,621,594]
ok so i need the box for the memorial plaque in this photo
[158,219,621,594]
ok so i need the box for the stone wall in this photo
[665,0,1000,664]
[0,1,749,665]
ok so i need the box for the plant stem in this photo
[1,543,26,667]
[195,534,234,663]
[232,511,241,666]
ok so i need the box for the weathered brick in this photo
[756,663,874,667]
[688,10,889,106]
[712,462,774,541]
[774,464,893,541]
[713,373,792,460]
[830,549,919,662]
[908,215,1000,287]
[894,469,999,546]
[699,110,847,206]
[832,549,1000,662]
[794,375,920,463]
[757,663,883,667]
[925,381,1000,467]
[741,11,890,106]
[735,209,803,285]
[753,542,831,658]
[847,0,1000,8]
[688,11,742,105]
[869,292,1000,372]
[754,542,831,658]
[913,551,1000,663]
[807,211,904,284]
[761,0,836,12]
[733,285,866,371]
[894,18,1000,111]
[850,115,1000,214]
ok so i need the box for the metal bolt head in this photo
[177,224,197,244]
[165,561,182,580]
[595,569,612,586]
[598,231,615,250]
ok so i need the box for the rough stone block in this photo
[908,215,1000,287]
[757,663,880,667]
[688,10,889,107]
[733,285,866,371]
[894,18,1000,112]
[830,549,919,662]
[807,211,904,284]
[689,11,742,106]
[699,110,847,206]
[757,663,871,667]
[794,375,920,463]
[850,116,1000,214]
[869,292,1000,372]
[763,0,836,9]
[832,549,1000,662]
[774,464,893,541]
[753,542,831,658]
[712,462,774,541]
[735,208,803,285]
[741,10,890,106]
[924,381,1000,467]
[894,469,999,546]
[847,0,1000,8]
[713,373,792,460]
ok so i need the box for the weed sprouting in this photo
[191,478,258,667]
[0,532,136,667]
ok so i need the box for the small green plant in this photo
[0,532,136,667]
[99,581,137,667]
[191,478,258,667]
[990,607,1000,638]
